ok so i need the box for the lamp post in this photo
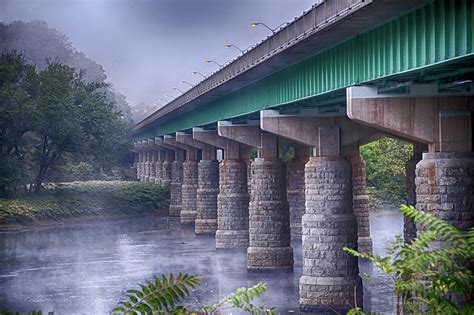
[224,44,246,55]
[173,87,184,94]
[192,71,207,79]
[205,60,224,68]
[250,22,286,34]
[181,80,193,88]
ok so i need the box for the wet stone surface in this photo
[0,209,402,314]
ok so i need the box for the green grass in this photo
[0,181,169,224]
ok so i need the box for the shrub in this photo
[344,205,474,314]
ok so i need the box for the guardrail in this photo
[135,0,368,131]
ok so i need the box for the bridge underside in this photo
[134,0,473,312]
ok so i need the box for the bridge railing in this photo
[135,0,368,131]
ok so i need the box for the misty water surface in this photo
[0,209,402,314]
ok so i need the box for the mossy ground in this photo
[0,181,169,224]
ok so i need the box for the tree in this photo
[0,53,38,194]
[360,138,413,204]
[0,52,133,195]
[0,20,135,122]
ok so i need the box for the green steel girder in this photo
[136,0,474,140]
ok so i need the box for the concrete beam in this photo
[155,137,184,161]
[176,132,216,160]
[217,120,261,148]
[260,110,381,155]
[347,85,473,152]
[193,128,245,160]
[164,135,198,161]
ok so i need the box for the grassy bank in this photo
[0,181,169,224]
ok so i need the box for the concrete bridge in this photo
[133,0,473,312]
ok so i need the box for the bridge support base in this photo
[154,158,162,185]
[161,160,172,188]
[404,151,422,242]
[195,160,219,234]
[288,146,308,240]
[180,160,199,225]
[216,159,250,248]
[416,152,474,231]
[169,160,183,217]
[347,154,373,254]
[300,156,362,312]
[247,157,293,269]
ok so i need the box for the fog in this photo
[0,0,316,106]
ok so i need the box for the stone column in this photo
[137,151,143,181]
[247,134,293,269]
[415,152,474,231]
[288,144,309,240]
[149,149,157,184]
[161,150,173,189]
[404,145,423,243]
[144,150,151,183]
[216,141,250,248]
[154,149,164,185]
[169,149,185,217]
[300,126,362,313]
[195,146,219,234]
[181,149,199,225]
[347,154,373,254]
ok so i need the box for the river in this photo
[0,208,403,314]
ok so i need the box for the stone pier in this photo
[143,149,151,183]
[136,146,143,181]
[404,144,424,243]
[176,132,219,234]
[154,149,163,185]
[288,144,309,240]
[161,149,173,189]
[299,127,362,313]
[193,128,250,248]
[259,111,369,310]
[347,153,373,254]
[218,121,293,269]
[160,136,185,217]
[148,144,157,184]
[416,152,474,231]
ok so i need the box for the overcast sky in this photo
[0,0,316,106]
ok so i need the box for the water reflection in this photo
[0,209,402,314]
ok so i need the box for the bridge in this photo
[133,0,473,312]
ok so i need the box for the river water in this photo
[0,209,402,314]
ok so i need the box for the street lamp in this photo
[224,44,245,55]
[250,22,286,34]
[181,80,193,87]
[173,87,184,94]
[205,60,224,67]
[165,94,174,99]
[192,71,207,79]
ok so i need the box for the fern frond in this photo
[112,273,199,314]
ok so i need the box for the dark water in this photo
[0,209,402,314]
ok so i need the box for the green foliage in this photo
[360,138,413,205]
[113,274,274,315]
[343,205,474,315]
[0,181,169,224]
[203,282,274,315]
[0,51,133,195]
[112,273,200,314]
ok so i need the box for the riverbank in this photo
[0,181,169,226]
